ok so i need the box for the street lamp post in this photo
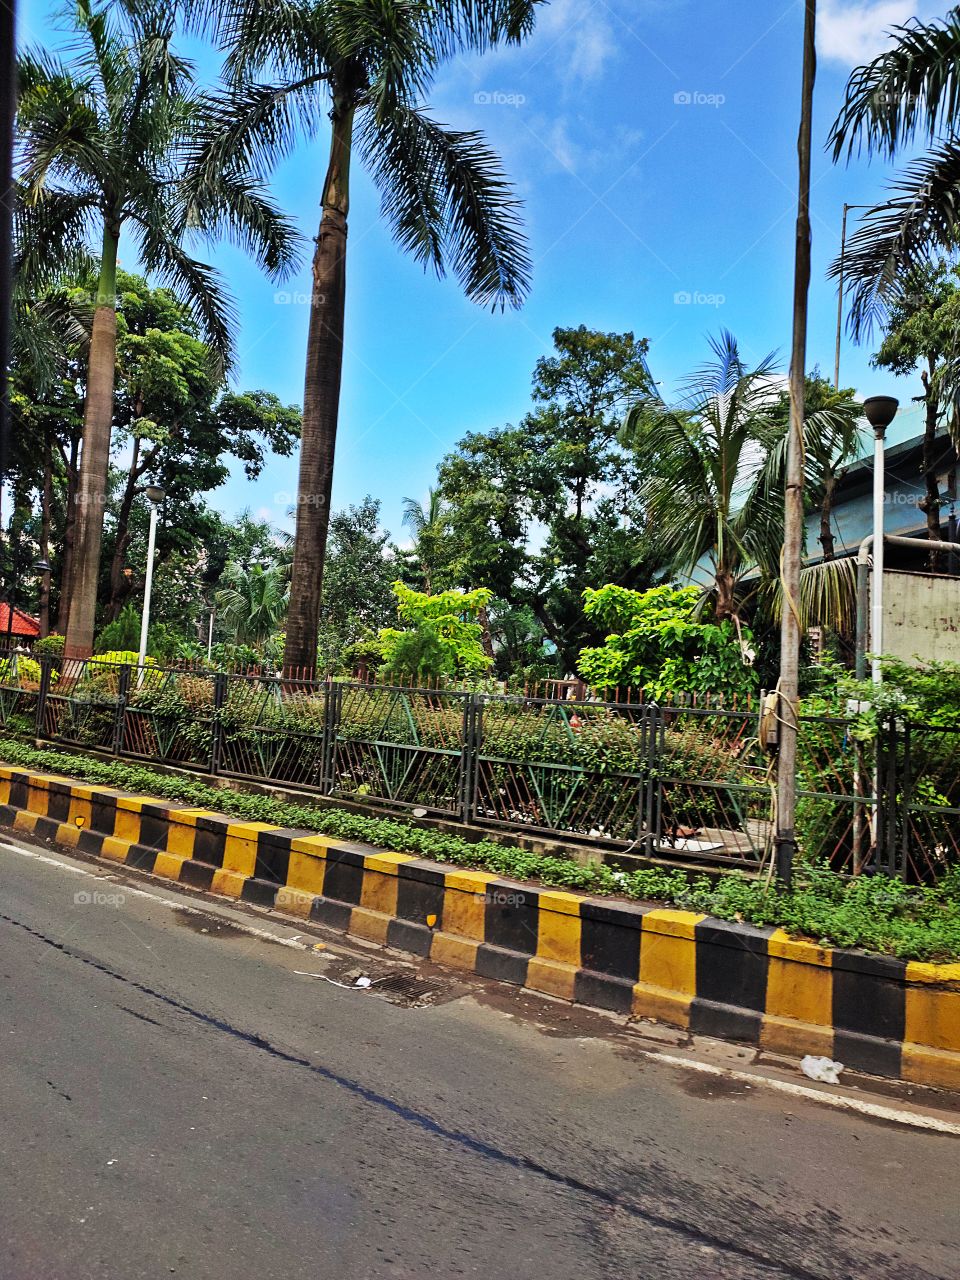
[862,397,899,682]
[136,486,165,671]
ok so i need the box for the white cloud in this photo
[818,1,941,67]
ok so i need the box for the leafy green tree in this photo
[17,0,297,658]
[378,583,493,683]
[872,263,960,562]
[620,331,783,623]
[577,584,758,701]
[401,488,452,594]
[188,0,539,674]
[101,272,300,619]
[828,9,960,334]
[215,561,290,649]
[437,326,655,671]
[317,497,401,672]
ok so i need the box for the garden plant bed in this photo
[2,735,959,964]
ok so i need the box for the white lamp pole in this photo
[862,397,898,684]
[137,485,165,670]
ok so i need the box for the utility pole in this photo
[833,203,871,390]
[0,0,17,552]
[776,0,816,886]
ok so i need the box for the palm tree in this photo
[187,0,539,674]
[828,8,960,334]
[620,332,784,622]
[401,487,448,594]
[215,561,290,648]
[16,0,299,660]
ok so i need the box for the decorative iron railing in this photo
[0,652,956,881]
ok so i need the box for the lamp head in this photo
[862,395,899,435]
[145,485,166,506]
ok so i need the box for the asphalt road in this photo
[1,835,958,1280]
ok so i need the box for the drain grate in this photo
[367,972,445,1008]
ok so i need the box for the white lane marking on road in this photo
[627,1047,960,1136]
[0,840,312,952]
[3,837,959,1136]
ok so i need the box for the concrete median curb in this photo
[3,762,959,1090]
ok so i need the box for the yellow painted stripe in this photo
[25,786,49,817]
[526,956,576,1001]
[67,795,93,829]
[536,900,581,967]
[905,961,960,1054]
[631,985,692,1030]
[100,836,132,862]
[350,905,391,945]
[289,834,333,855]
[211,868,248,898]
[761,1012,834,1059]
[639,910,703,997]
[13,810,39,832]
[901,1043,960,1091]
[275,885,315,918]
[360,866,400,918]
[222,822,280,877]
[285,848,327,896]
[152,851,187,882]
[765,928,833,1029]
[431,932,480,972]
[114,808,142,843]
[442,871,492,941]
[55,823,81,849]
[364,851,415,873]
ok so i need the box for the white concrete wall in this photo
[881,570,960,665]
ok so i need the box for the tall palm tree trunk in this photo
[64,223,119,660]
[283,108,353,677]
[777,0,816,886]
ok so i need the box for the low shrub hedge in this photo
[0,736,958,961]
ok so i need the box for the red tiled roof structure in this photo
[0,605,40,638]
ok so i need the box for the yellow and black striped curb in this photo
[3,763,959,1090]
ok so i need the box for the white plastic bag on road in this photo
[800,1055,844,1085]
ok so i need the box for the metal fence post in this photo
[319,678,340,795]
[35,655,52,740]
[210,672,227,776]
[113,665,131,756]
[460,693,479,824]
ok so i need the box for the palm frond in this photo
[829,8,960,160]
[358,105,531,308]
[768,556,858,633]
[828,141,960,338]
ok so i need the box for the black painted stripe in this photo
[310,898,352,931]
[254,830,292,887]
[179,859,216,891]
[240,877,279,909]
[322,851,365,905]
[476,944,530,987]
[695,920,772,1014]
[832,950,906,1077]
[573,968,635,1014]
[689,1000,763,1044]
[483,885,539,956]
[386,918,434,957]
[580,902,643,982]
[396,865,446,928]
[192,820,227,868]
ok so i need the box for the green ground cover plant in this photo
[1,735,958,961]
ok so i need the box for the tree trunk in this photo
[64,224,119,660]
[918,362,942,570]
[39,432,52,637]
[819,471,836,561]
[56,436,80,635]
[776,0,816,886]
[714,568,737,621]
[478,604,495,662]
[282,107,353,677]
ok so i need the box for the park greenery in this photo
[1,733,959,962]
[5,3,960,908]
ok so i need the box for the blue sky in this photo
[20,0,943,541]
